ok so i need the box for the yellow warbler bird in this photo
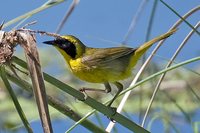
[43,29,176,107]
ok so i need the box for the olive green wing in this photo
[81,47,136,72]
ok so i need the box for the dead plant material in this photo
[0,27,61,65]
[0,27,54,133]
[0,31,18,65]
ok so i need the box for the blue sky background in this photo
[1,0,199,68]
[0,1,200,132]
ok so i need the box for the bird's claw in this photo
[109,106,117,115]
[107,106,117,122]
[79,87,88,101]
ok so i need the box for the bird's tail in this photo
[135,28,177,57]
[127,28,177,70]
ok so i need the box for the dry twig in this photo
[0,28,53,133]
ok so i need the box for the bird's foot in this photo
[78,87,88,101]
[107,106,117,122]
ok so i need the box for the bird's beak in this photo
[43,40,56,46]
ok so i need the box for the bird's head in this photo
[43,35,86,60]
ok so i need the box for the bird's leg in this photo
[79,82,111,100]
[104,82,117,121]
[106,82,123,121]
[107,82,123,107]
[79,87,104,100]
[79,82,111,93]
[104,82,112,93]
[79,87,107,93]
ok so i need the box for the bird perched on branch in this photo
[44,29,177,107]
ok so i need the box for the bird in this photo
[43,29,176,107]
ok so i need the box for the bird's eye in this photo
[61,43,68,48]
[61,41,72,48]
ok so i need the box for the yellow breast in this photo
[69,58,131,83]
